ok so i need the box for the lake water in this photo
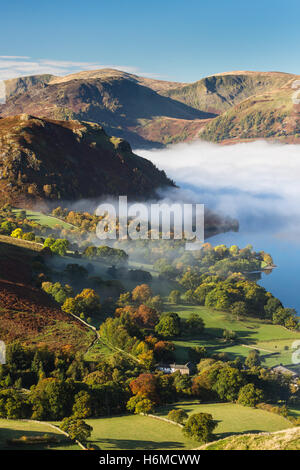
[178,180,300,313]
[210,227,300,313]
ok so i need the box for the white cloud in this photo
[0,56,158,81]
[137,140,300,232]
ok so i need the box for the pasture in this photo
[167,303,300,367]
[0,419,79,450]
[157,401,291,438]
[85,414,196,450]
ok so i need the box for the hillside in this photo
[163,71,295,114]
[199,427,300,450]
[1,68,300,146]
[200,83,300,143]
[0,114,173,207]
[0,70,213,148]
[0,237,94,351]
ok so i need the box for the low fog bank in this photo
[136,140,300,235]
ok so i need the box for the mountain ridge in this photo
[1,68,299,147]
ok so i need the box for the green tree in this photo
[72,391,93,418]
[30,378,74,420]
[0,220,16,235]
[188,346,208,363]
[22,231,35,241]
[230,301,248,320]
[117,292,132,307]
[60,417,93,443]
[126,395,154,415]
[245,349,261,368]
[183,412,217,442]
[205,287,231,310]
[135,398,154,415]
[155,313,181,338]
[273,308,298,328]
[44,238,69,256]
[62,297,81,316]
[238,383,264,407]
[167,408,188,424]
[168,290,181,304]
[83,246,97,259]
[264,298,282,319]
[210,365,244,401]
[145,295,164,313]
[185,313,205,335]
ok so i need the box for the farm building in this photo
[156,362,193,375]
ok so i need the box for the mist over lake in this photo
[138,140,300,313]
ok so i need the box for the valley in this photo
[0,65,300,452]
[0,204,299,450]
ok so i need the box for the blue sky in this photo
[0,0,299,82]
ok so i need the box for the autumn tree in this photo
[132,284,153,304]
[129,373,159,403]
[11,228,23,239]
[133,304,159,329]
[153,340,175,362]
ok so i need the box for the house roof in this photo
[272,365,299,377]
[170,363,191,370]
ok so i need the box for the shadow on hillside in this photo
[215,429,263,440]
[94,438,186,450]
[155,402,201,417]
[0,427,72,450]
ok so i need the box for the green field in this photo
[157,402,291,438]
[85,302,300,366]
[0,419,79,450]
[166,304,300,367]
[82,401,291,450]
[85,414,196,450]
[12,209,76,230]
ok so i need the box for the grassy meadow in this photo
[12,209,76,230]
[156,402,291,438]
[0,419,79,450]
[165,303,300,367]
[85,414,196,450]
